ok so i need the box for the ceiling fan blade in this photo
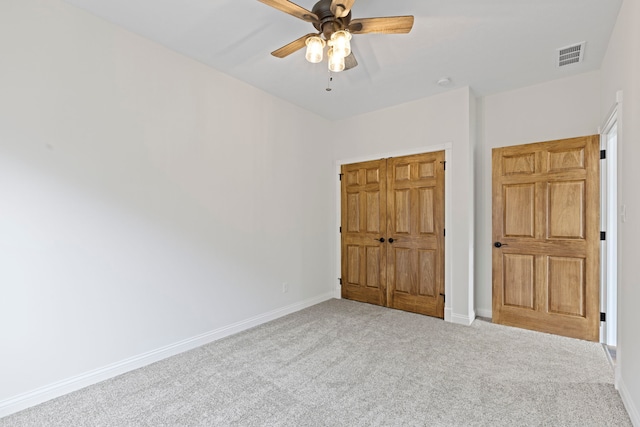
[258,0,318,23]
[271,33,317,58]
[344,52,358,70]
[330,0,356,18]
[349,16,414,34]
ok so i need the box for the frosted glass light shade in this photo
[305,36,326,63]
[327,47,345,72]
[330,30,352,59]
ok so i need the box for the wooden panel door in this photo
[387,152,445,318]
[341,152,445,318]
[341,159,387,306]
[492,135,600,341]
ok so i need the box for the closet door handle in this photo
[375,238,385,243]
[388,238,395,244]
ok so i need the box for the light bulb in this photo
[329,30,352,59]
[305,36,325,64]
[328,47,345,72]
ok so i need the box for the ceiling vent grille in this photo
[557,42,586,67]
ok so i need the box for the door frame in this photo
[334,143,453,321]
[599,91,622,356]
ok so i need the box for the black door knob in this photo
[494,242,502,248]
[375,237,385,243]
[388,238,395,243]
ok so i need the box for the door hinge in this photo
[441,161,447,170]
[600,150,606,160]
[339,173,344,181]
[601,231,606,241]
[339,226,342,233]
[443,229,446,237]
[600,312,606,322]
[440,293,445,303]
[338,278,342,285]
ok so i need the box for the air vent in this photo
[557,42,586,67]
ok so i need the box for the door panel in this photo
[341,159,387,305]
[547,256,585,316]
[387,151,445,318]
[492,135,599,341]
[503,184,535,237]
[341,152,445,318]
[502,254,535,309]
[548,181,585,238]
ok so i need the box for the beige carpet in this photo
[1,299,631,426]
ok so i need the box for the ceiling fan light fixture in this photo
[329,30,352,59]
[305,36,326,63]
[327,47,345,72]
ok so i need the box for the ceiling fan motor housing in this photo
[312,0,351,39]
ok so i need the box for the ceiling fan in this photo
[258,0,414,72]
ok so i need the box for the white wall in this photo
[600,0,640,423]
[475,71,602,317]
[331,87,476,324]
[3,0,638,422]
[0,0,333,412]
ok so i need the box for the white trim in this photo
[334,143,454,321]
[599,96,620,347]
[599,133,608,344]
[335,143,452,167]
[599,100,619,134]
[0,292,334,418]
[444,307,452,322]
[476,308,493,319]
[618,377,640,427]
[444,147,453,321]
[450,311,475,326]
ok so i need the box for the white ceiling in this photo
[63,0,622,120]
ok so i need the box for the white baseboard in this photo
[618,377,640,427]
[476,308,493,319]
[449,310,475,326]
[0,292,334,419]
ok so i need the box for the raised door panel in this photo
[503,184,535,238]
[365,191,381,233]
[418,161,436,179]
[365,246,382,288]
[418,250,436,297]
[346,245,360,285]
[394,163,411,182]
[392,248,412,294]
[394,189,412,235]
[547,147,585,172]
[548,181,585,239]
[418,188,435,234]
[547,256,585,317]
[502,153,535,175]
[502,254,535,309]
[346,193,360,233]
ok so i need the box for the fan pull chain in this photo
[326,72,333,92]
